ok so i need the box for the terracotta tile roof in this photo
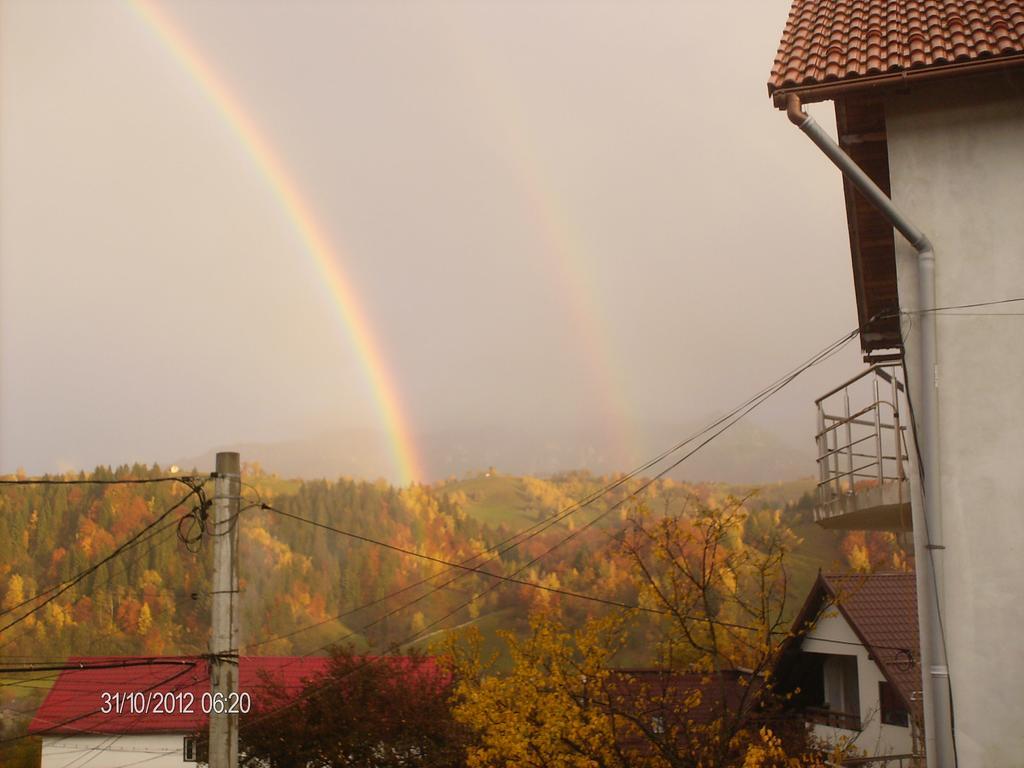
[821,572,920,717]
[28,655,440,736]
[778,572,922,723]
[768,1,1024,98]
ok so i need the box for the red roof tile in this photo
[768,1,1024,99]
[821,572,920,717]
[780,572,922,723]
[28,655,440,736]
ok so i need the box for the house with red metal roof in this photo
[28,656,329,767]
[775,572,920,766]
[768,1,1024,764]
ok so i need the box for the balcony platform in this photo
[814,478,912,532]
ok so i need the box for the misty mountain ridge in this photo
[176,420,814,484]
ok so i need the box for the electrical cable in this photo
[0,481,204,622]
[0,485,254,750]
[0,661,200,747]
[262,504,667,615]
[2,318,892,745]
[0,659,203,675]
[337,326,859,649]
[0,476,202,486]
[387,349,850,653]
[898,295,1024,314]
[0,525,196,657]
[247,324,860,653]
[264,504,916,654]
[238,325,863,729]
[0,481,208,633]
[931,311,1024,316]
[0,650,236,756]
[4,320,869,755]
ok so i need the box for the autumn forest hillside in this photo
[0,464,910,732]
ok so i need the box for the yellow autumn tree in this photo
[2,574,24,611]
[448,613,628,768]
[447,500,826,768]
[137,602,154,635]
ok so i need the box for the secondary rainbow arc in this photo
[437,11,642,464]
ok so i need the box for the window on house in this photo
[651,714,665,735]
[822,654,860,719]
[183,735,206,762]
[879,681,910,727]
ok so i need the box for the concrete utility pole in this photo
[210,451,240,768]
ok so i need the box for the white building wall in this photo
[41,733,190,768]
[884,70,1024,766]
[803,609,914,759]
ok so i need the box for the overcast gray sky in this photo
[0,0,861,480]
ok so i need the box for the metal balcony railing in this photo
[815,364,910,523]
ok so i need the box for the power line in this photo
[21,741,179,756]
[0,475,202,486]
[931,311,1024,317]
[0,481,206,621]
[244,477,646,650]
[263,503,666,615]
[238,325,862,729]
[0,658,202,675]
[0,671,64,687]
[0,481,222,750]
[263,504,915,654]
[247,324,859,653]
[1,313,931,757]
[0,525,196,657]
[0,475,208,632]
[0,481,208,634]
[3,320,873,742]
[900,295,1024,314]
[348,324,859,650]
[386,372,820,651]
[0,662,200,747]
[245,476,689,649]
[0,652,234,757]
[258,324,858,661]
[7,321,865,750]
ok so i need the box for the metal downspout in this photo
[785,94,953,767]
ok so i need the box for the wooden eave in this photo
[835,97,902,353]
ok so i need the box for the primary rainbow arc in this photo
[131,0,423,485]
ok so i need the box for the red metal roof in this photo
[28,656,330,735]
[768,1,1024,101]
